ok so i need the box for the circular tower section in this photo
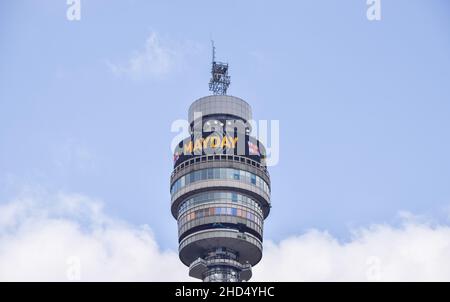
[170,95,271,282]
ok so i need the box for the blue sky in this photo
[1,0,450,258]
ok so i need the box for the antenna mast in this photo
[212,40,216,64]
[209,41,230,95]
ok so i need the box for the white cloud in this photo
[106,32,200,80]
[0,192,189,281]
[1,191,450,281]
[253,223,450,281]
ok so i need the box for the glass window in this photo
[172,169,267,195]
[231,193,238,202]
[231,208,237,216]
[250,174,256,185]
[177,190,263,216]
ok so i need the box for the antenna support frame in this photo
[209,41,230,95]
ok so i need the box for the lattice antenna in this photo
[209,41,230,95]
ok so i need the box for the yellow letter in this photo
[210,136,220,148]
[194,138,204,152]
[221,136,231,149]
[230,137,239,148]
[184,141,193,154]
[203,136,210,148]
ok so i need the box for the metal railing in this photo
[171,154,269,180]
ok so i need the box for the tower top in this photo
[209,41,231,95]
